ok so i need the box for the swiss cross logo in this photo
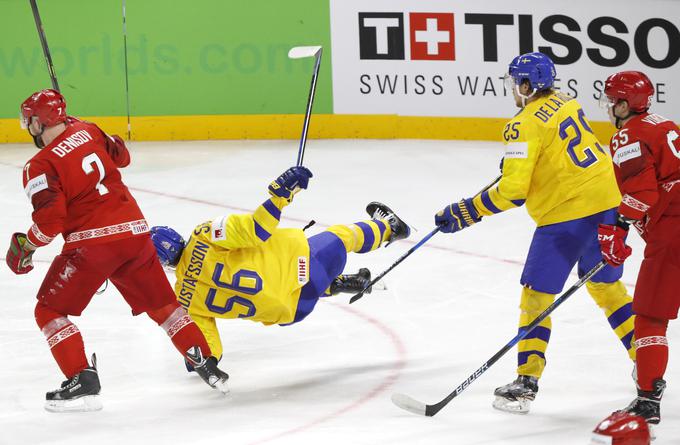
[358,12,455,61]
[409,13,455,60]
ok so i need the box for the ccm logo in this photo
[358,12,455,61]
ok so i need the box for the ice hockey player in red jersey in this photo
[593,71,680,436]
[5,89,228,412]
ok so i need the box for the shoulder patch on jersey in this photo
[211,217,227,241]
[613,142,641,166]
[641,114,669,125]
[24,173,48,199]
[504,142,529,159]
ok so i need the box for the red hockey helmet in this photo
[20,89,67,130]
[591,412,651,445]
[601,71,654,113]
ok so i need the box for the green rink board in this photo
[0,0,332,118]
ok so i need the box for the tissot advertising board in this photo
[330,0,680,120]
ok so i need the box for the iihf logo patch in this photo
[297,256,308,284]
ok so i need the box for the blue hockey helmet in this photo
[507,52,556,91]
[150,226,186,267]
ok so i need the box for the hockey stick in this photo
[392,259,608,417]
[349,174,503,304]
[29,0,59,91]
[349,227,440,304]
[288,45,323,166]
[121,0,132,140]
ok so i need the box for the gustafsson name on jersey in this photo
[178,240,209,308]
[50,130,93,158]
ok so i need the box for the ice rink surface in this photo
[1,139,677,445]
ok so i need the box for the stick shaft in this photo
[296,49,322,166]
[350,175,502,304]
[122,0,132,140]
[424,260,607,416]
[29,0,59,91]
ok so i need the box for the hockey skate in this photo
[366,202,411,245]
[186,346,230,395]
[492,375,538,414]
[45,354,102,413]
[330,268,372,295]
[622,378,665,425]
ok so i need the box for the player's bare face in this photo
[28,119,41,137]
[607,105,617,126]
[512,86,522,108]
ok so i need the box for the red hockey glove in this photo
[597,224,632,267]
[6,233,36,274]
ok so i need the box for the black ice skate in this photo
[492,375,538,414]
[185,346,230,395]
[623,378,666,425]
[330,268,372,295]
[366,202,411,245]
[45,354,102,413]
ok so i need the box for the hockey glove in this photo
[435,198,481,233]
[6,232,36,274]
[597,224,632,267]
[268,166,313,202]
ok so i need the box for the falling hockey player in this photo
[5,89,229,413]
[592,71,680,443]
[150,166,410,363]
[433,52,636,414]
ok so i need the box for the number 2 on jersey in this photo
[559,109,605,168]
[82,153,109,195]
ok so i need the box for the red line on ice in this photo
[245,301,407,445]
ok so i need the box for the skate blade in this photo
[45,395,102,413]
[492,396,530,414]
[209,377,230,396]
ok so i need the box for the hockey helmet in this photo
[591,411,651,445]
[151,226,186,267]
[20,89,67,130]
[601,71,654,113]
[506,52,557,92]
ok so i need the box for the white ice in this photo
[1,139,677,445]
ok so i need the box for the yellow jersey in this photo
[174,195,309,328]
[472,92,621,226]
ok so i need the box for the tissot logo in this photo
[358,12,455,61]
[409,13,455,60]
[358,12,405,59]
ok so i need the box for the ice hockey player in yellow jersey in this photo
[150,166,410,366]
[434,52,636,413]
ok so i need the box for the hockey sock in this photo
[586,281,636,360]
[516,287,554,379]
[35,302,88,378]
[326,220,392,253]
[634,315,669,392]
[147,303,212,358]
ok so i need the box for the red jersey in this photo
[609,113,680,235]
[23,118,147,251]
